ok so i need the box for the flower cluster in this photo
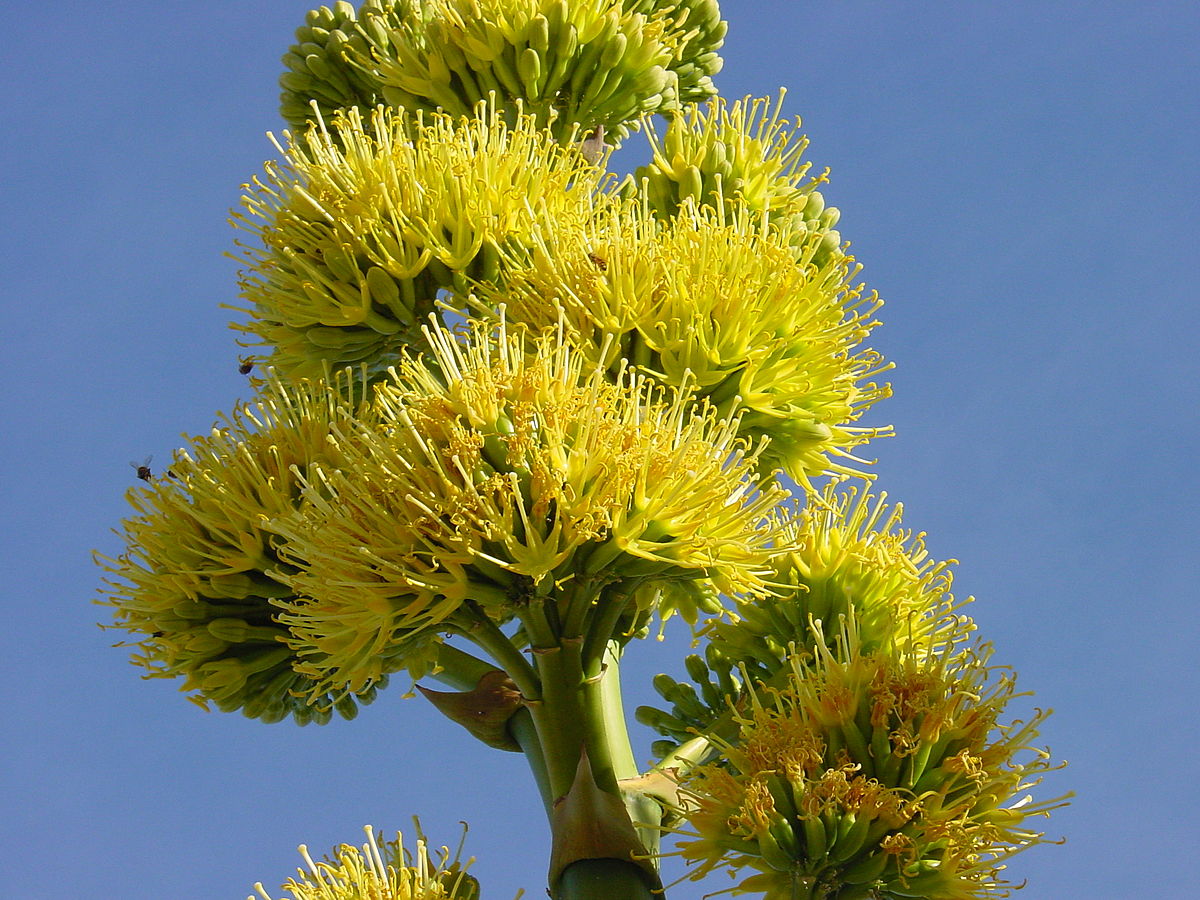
[474,201,891,485]
[96,370,403,724]
[632,92,843,267]
[278,1,415,133]
[673,622,1067,899]
[102,318,784,711]
[99,3,1070,894]
[639,486,966,755]
[272,317,785,695]
[279,0,726,142]
[251,825,480,900]
[232,103,618,378]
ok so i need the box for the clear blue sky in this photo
[2,2,1197,897]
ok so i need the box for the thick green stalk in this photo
[529,638,592,797]
[427,641,499,691]
[590,643,665,860]
[445,587,661,898]
[557,859,657,900]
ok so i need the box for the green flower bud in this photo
[279,1,420,134]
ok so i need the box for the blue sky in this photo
[2,1,1197,897]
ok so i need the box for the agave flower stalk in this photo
[99,1,1069,897]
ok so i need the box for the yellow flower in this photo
[639,486,967,756]
[633,92,844,267]
[723,485,971,673]
[251,825,481,900]
[273,316,785,695]
[96,369,436,723]
[363,0,718,142]
[476,200,891,487]
[670,620,1069,899]
[278,1,724,143]
[231,103,616,379]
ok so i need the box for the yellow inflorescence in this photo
[476,200,891,485]
[96,369,409,724]
[634,92,838,248]
[251,825,479,900]
[232,103,617,378]
[367,0,695,141]
[714,485,970,676]
[673,621,1067,899]
[272,317,786,695]
[278,1,724,144]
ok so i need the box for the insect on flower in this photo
[238,356,255,375]
[578,125,607,165]
[130,456,153,481]
[587,252,608,272]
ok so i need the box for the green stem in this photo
[426,633,552,814]
[509,706,554,815]
[558,859,657,900]
[592,642,665,861]
[579,583,629,671]
[427,641,499,691]
[529,638,591,798]
[457,602,541,699]
[593,642,638,781]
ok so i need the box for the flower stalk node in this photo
[548,749,661,897]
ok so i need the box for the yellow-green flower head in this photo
[632,92,844,267]
[472,200,891,486]
[722,486,970,675]
[279,1,420,134]
[672,622,1068,899]
[352,0,712,143]
[231,102,617,380]
[272,317,785,695]
[614,0,726,104]
[638,486,969,754]
[252,824,481,900]
[96,370,430,724]
[279,1,723,142]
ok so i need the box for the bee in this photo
[130,456,153,481]
[238,355,255,375]
[578,124,607,165]
[587,252,608,272]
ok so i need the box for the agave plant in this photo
[98,2,1068,898]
